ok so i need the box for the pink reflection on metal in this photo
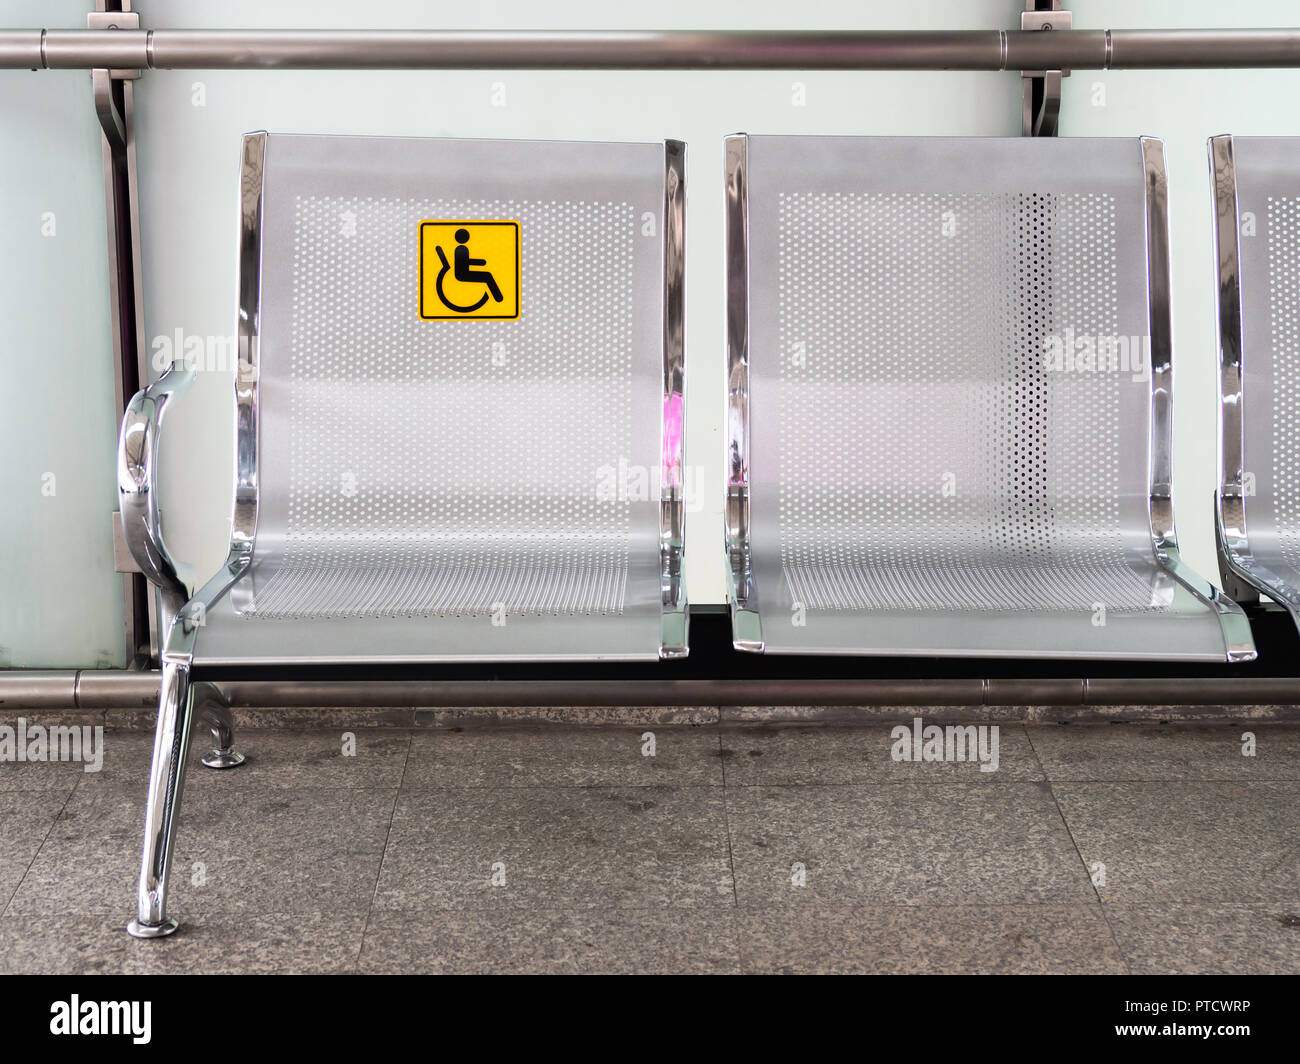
[662,391,683,488]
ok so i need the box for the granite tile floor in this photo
[1,720,1298,974]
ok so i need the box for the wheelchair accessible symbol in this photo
[419,219,520,320]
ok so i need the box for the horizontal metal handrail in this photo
[1,671,1299,707]
[4,28,1300,72]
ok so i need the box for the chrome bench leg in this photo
[193,682,245,770]
[125,552,253,938]
[127,657,194,939]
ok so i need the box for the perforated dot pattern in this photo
[1267,195,1300,568]
[242,194,636,620]
[775,190,1162,613]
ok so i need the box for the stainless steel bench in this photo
[118,132,687,936]
[725,134,1253,662]
[1211,135,1300,636]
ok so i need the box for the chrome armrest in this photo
[117,361,197,617]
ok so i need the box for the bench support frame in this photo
[121,132,265,938]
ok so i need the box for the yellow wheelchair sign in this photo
[419,220,520,320]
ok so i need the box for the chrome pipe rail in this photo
[0,671,157,708]
[3,671,1300,707]
[4,29,1300,72]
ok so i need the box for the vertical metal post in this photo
[93,1,154,665]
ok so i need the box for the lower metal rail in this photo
[1,671,1298,707]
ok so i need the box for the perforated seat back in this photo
[1212,135,1300,626]
[209,133,686,662]
[727,134,1252,661]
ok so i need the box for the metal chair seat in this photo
[192,536,664,664]
[1212,136,1300,637]
[116,132,686,936]
[725,134,1253,661]
[126,132,686,665]
[194,368,668,663]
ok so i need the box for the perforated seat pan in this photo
[192,550,663,664]
[191,133,680,664]
[747,547,1229,659]
[728,134,1247,660]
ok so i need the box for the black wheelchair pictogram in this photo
[434,228,506,314]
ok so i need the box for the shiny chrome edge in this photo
[224,131,266,617]
[117,361,197,622]
[1210,134,1256,602]
[1140,136,1256,662]
[723,134,763,652]
[164,551,253,665]
[1215,503,1300,623]
[1208,134,1300,628]
[232,130,265,556]
[659,138,688,659]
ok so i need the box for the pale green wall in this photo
[0,0,124,667]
